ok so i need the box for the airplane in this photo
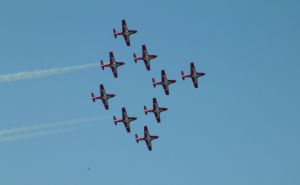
[144,98,167,123]
[113,107,137,133]
[113,19,137,46]
[91,84,115,110]
[181,62,206,88]
[152,70,176,95]
[133,44,157,71]
[100,51,125,78]
[135,126,159,151]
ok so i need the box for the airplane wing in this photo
[124,123,131,133]
[190,62,196,75]
[162,84,170,95]
[161,70,167,81]
[144,126,150,138]
[142,45,148,57]
[144,60,151,71]
[100,84,106,97]
[122,19,128,33]
[109,52,115,63]
[123,35,131,46]
[192,77,199,88]
[111,66,118,78]
[145,140,152,151]
[154,112,161,122]
[143,126,152,150]
[101,99,109,110]
[153,98,158,109]
[122,107,127,119]
[161,70,169,94]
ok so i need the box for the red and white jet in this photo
[91,84,115,110]
[113,19,137,46]
[100,51,125,78]
[113,107,137,133]
[135,126,159,151]
[152,70,176,95]
[133,45,157,71]
[181,62,206,88]
[144,98,168,123]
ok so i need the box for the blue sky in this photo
[0,0,300,185]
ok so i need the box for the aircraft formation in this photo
[91,20,205,151]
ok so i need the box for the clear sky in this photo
[0,0,299,185]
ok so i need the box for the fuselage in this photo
[123,116,136,124]
[101,93,114,101]
[123,30,137,36]
[143,54,156,62]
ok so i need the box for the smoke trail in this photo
[0,116,108,137]
[0,63,98,83]
[0,129,71,142]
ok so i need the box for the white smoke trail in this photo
[0,129,71,142]
[0,63,98,83]
[0,116,108,137]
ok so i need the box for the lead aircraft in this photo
[100,51,125,78]
[133,45,157,71]
[113,107,137,133]
[144,98,168,123]
[135,126,159,151]
[113,19,137,46]
[181,62,206,88]
[91,84,115,110]
[152,70,176,95]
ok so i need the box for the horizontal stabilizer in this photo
[113,116,117,125]
[135,134,139,143]
[152,78,156,88]
[144,106,148,115]
[181,71,185,80]
[113,28,117,39]
[100,60,104,70]
[91,93,96,102]
[133,53,137,63]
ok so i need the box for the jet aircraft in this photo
[100,51,125,78]
[135,126,159,151]
[133,45,157,71]
[144,98,167,123]
[91,84,115,110]
[113,107,137,133]
[152,70,176,95]
[181,62,206,88]
[113,19,137,46]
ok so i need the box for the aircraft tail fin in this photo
[91,93,96,102]
[113,29,117,39]
[181,71,185,80]
[152,78,156,88]
[113,116,117,125]
[135,134,139,143]
[133,53,137,63]
[144,106,148,115]
[100,60,104,70]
